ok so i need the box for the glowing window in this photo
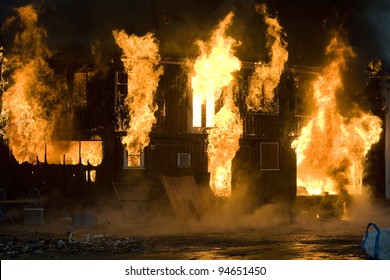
[123,149,144,169]
[193,94,214,128]
[37,141,102,166]
[85,170,97,183]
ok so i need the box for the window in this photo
[123,149,144,169]
[260,142,279,170]
[73,72,88,106]
[85,170,97,183]
[37,141,102,166]
[114,72,130,132]
[192,94,214,128]
[247,75,279,114]
[177,153,191,168]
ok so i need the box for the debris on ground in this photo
[0,233,146,259]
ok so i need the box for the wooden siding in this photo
[154,64,191,134]
[145,134,208,178]
[243,113,280,137]
[234,138,297,205]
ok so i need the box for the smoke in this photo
[351,0,390,66]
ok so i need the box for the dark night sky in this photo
[0,0,390,67]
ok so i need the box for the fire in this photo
[292,36,382,196]
[246,4,288,112]
[42,141,102,166]
[0,5,103,167]
[208,88,242,196]
[191,12,242,196]
[113,30,163,166]
[1,5,55,163]
[191,12,241,128]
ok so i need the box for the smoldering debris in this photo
[0,233,146,259]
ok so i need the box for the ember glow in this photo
[191,12,242,196]
[292,36,382,196]
[113,30,163,167]
[246,4,288,112]
[40,141,102,166]
[0,5,103,167]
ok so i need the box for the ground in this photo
[0,217,372,260]
[0,191,390,260]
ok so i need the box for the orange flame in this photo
[1,5,103,166]
[246,4,288,112]
[208,88,242,196]
[1,5,55,163]
[113,30,163,166]
[191,12,242,196]
[41,141,102,166]
[292,36,382,196]
[191,12,241,128]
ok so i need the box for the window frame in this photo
[177,152,191,168]
[123,148,145,169]
[260,142,280,171]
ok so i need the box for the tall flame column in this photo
[113,31,163,166]
[292,36,382,196]
[191,12,242,197]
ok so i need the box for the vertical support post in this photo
[78,140,81,165]
[383,78,390,200]
[44,143,47,164]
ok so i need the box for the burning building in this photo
[0,3,387,223]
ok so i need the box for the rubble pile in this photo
[0,232,146,259]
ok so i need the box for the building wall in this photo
[363,75,387,200]
[6,55,370,204]
[145,134,208,178]
[110,61,301,205]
